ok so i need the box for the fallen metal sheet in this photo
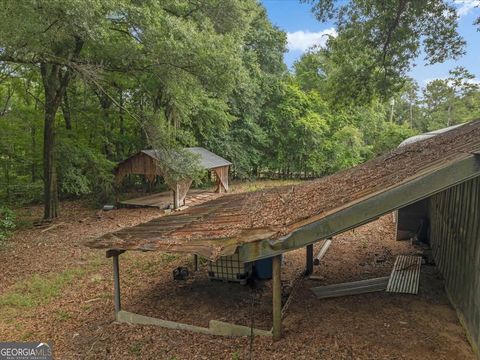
[116,310,272,337]
[386,255,422,294]
[311,277,390,299]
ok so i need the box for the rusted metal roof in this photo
[86,120,480,261]
[142,147,231,170]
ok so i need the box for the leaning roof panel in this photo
[87,120,480,260]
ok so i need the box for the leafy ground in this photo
[0,182,476,359]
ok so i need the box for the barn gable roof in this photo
[141,147,231,170]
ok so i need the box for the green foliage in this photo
[301,0,465,103]
[56,138,115,201]
[372,122,417,155]
[421,67,480,131]
[0,206,15,245]
[328,125,367,172]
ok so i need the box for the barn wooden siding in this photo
[429,175,480,356]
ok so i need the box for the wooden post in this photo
[193,254,199,271]
[173,186,179,209]
[272,255,282,340]
[306,244,313,275]
[113,253,121,316]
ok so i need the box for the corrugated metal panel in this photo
[142,147,231,170]
[399,124,465,147]
[311,277,390,299]
[386,255,421,294]
[429,176,480,356]
[185,147,232,169]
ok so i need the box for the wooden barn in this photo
[115,147,231,208]
[88,120,480,355]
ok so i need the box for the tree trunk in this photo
[40,63,73,219]
[117,89,125,156]
[61,91,72,130]
[409,103,413,127]
[39,36,83,220]
[96,92,113,158]
[447,104,452,127]
[43,102,58,219]
[31,124,36,182]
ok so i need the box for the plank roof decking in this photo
[86,120,480,261]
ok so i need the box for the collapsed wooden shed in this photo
[87,120,480,353]
[115,147,231,208]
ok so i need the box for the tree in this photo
[422,67,479,130]
[0,0,252,218]
[0,1,118,218]
[301,0,465,103]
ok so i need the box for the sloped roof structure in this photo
[142,147,231,170]
[88,120,480,261]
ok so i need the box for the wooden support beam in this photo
[272,254,282,340]
[306,244,313,275]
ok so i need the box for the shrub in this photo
[0,206,15,245]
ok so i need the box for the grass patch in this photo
[0,268,85,310]
[161,253,178,263]
[20,331,34,341]
[129,342,142,356]
[55,309,72,321]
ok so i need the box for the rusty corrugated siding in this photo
[429,175,480,357]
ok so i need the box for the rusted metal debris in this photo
[85,120,480,261]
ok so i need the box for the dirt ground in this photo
[0,192,476,359]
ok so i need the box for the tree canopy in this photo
[0,0,478,219]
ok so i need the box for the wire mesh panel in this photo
[208,253,252,284]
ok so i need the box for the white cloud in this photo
[286,28,337,52]
[423,76,480,87]
[455,0,480,17]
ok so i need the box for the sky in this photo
[260,0,480,87]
